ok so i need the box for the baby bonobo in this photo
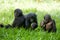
[12,9,25,28]
[40,14,57,32]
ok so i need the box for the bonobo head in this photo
[14,9,23,17]
[44,14,52,23]
[28,12,37,23]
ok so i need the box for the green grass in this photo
[0,0,60,40]
[0,8,60,40]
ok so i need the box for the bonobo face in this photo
[27,12,37,23]
[30,18,34,23]
[44,14,51,23]
[14,9,23,17]
[30,16,36,23]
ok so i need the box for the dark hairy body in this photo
[24,13,38,29]
[40,14,57,32]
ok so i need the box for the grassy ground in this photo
[0,0,60,40]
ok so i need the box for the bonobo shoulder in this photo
[52,19,56,23]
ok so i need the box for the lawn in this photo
[0,0,60,40]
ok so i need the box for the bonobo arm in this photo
[12,19,16,27]
[40,20,46,28]
[25,19,31,29]
[52,20,57,32]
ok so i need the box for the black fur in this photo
[24,13,38,29]
[12,9,25,28]
[40,14,57,32]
